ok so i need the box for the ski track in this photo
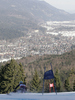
[0,92,75,100]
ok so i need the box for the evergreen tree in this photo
[54,69,61,92]
[30,70,40,92]
[64,78,70,91]
[0,59,26,93]
[73,80,75,91]
[19,63,26,84]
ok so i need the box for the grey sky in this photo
[44,0,75,13]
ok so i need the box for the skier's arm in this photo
[13,84,20,92]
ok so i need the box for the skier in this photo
[14,81,27,93]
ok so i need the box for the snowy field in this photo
[0,92,75,100]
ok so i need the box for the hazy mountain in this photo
[0,0,75,39]
[0,0,74,21]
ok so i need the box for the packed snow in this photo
[0,92,75,100]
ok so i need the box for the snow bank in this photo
[0,92,75,100]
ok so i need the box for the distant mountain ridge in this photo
[0,0,75,39]
[0,0,75,21]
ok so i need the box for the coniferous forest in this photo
[0,50,75,93]
[0,59,26,93]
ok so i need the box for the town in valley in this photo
[0,20,75,62]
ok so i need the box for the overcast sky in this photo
[44,0,75,13]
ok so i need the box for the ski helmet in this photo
[19,81,23,84]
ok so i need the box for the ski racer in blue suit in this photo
[14,81,27,93]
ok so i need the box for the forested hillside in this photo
[0,50,75,93]
[17,50,75,92]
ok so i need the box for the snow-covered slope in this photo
[0,92,75,100]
